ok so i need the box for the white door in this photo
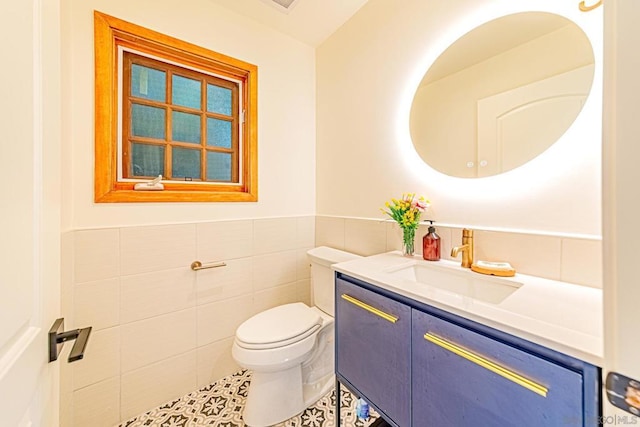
[0,0,61,426]
[603,0,640,421]
[477,66,592,177]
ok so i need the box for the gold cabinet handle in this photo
[341,294,399,323]
[424,333,548,397]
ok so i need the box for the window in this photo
[94,11,258,202]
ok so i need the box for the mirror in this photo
[410,12,595,178]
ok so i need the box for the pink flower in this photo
[412,199,429,212]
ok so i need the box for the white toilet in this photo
[232,246,360,427]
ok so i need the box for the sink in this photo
[385,262,522,304]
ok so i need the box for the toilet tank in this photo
[307,246,361,316]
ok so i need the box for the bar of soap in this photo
[471,261,516,277]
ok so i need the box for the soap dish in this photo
[470,260,516,277]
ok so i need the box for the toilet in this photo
[232,246,360,427]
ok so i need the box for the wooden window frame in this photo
[94,11,258,202]
[122,52,241,183]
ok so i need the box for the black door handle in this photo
[48,318,92,363]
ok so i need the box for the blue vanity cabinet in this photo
[335,277,411,427]
[412,310,591,426]
[335,273,601,427]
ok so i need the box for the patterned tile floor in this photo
[118,370,380,427]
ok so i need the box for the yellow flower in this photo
[381,193,429,231]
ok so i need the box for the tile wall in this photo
[62,216,315,426]
[62,214,602,426]
[315,215,602,288]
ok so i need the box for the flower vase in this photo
[402,227,416,257]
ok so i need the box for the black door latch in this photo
[48,318,92,363]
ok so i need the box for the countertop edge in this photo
[333,252,604,367]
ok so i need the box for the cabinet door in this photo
[412,310,584,426]
[336,278,411,427]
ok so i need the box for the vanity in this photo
[333,253,602,427]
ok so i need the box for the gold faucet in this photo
[451,229,474,268]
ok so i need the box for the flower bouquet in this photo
[381,193,430,256]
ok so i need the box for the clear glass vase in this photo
[402,227,416,257]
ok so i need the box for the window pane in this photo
[172,111,201,143]
[172,147,201,179]
[131,143,165,177]
[206,118,232,148]
[207,151,232,182]
[207,84,232,116]
[131,104,166,139]
[131,64,166,102]
[172,75,201,109]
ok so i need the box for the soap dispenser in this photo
[422,220,441,261]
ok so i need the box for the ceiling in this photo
[206,0,370,46]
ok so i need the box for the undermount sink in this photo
[385,261,522,304]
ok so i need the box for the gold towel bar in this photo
[424,333,548,397]
[190,261,227,271]
[340,294,399,323]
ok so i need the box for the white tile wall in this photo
[196,337,239,389]
[296,216,316,248]
[344,218,387,256]
[72,327,120,390]
[74,278,119,331]
[472,230,563,280]
[197,220,253,262]
[315,216,346,249]
[73,229,119,283]
[66,216,315,425]
[120,268,196,324]
[120,224,196,276]
[253,217,299,255]
[120,351,197,421]
[252,250,298,291]
[195,257,253,305]
[253,282,300,313]
[561,238,603,288]
[121,308,197,373]
[297,279,312,306]
[72,377,120,427]
[317,215,602,287]
[197,295,254,346]
[67,214,600,425]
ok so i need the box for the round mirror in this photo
[409,12,595,178]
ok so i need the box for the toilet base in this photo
[235,308,337,426]
[243,365,305,427]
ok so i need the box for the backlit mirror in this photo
[409,12,595,178]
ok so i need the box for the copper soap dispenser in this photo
[422,220,441,261]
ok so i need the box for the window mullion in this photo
[201,79,207,182]
[166,70,173,179]
[123,57,133,179]
[232,85,240,183]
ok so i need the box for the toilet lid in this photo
[236,303,322,346]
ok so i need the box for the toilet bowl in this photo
[231,247,360,427]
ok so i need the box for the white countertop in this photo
[333,251,604,366]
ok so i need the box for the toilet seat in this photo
[235,303,322,350]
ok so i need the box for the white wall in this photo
[317,0,602,236]
[59,0,318,423]
[603,0,640,420]
[61,0,316,229]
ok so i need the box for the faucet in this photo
[451,229,474,268]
